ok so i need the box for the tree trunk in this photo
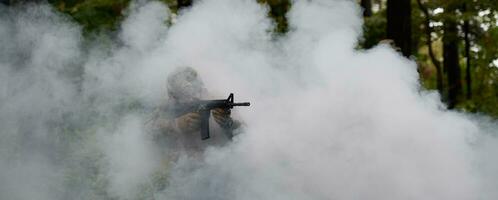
[361,0,372,17]
[443,13,462,109]
[0,0,10,5]
[177,0,192,10]
[416,0,443,95]
[386,0,412,57]
[463,4,472,99]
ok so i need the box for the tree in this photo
[416,0,443,95]
[258,0,291,34]
[462,3,472,99]
[0,0,10,5]
[443,5,462,109]
[177,0,191,10]
[361,0,372,17]
[386,0,412,57]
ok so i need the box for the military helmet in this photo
[166,66,205,102]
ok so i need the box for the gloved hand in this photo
[212,108,233,128]
[176,112,201,133]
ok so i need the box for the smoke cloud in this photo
[0,0,497,200]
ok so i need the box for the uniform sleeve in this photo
[219,118,245,140]
[145,108,180,138]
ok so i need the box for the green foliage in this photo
[360,10,386,49]
[368,0,498,117]
[50,0,130,33]
[37,0,498,118]
[258,0,291,34]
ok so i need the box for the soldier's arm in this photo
[212,108,242,130]
[145,108,180,136]
[153,117,179,133]
[148,111,201,135]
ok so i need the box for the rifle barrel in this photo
[232,102,250,106]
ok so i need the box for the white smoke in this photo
[0,4,81,200]
[99,116,160,199]
[0,0,497,200]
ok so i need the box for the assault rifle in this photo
[165,93,250,140]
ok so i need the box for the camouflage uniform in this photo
[146,67,241,157]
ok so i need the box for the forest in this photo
[2,0,497,116]
[2,1,498,200]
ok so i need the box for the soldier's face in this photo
[166,67,205,103]
[169,91,200,103]
[168,83,204,103]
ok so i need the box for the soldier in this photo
[146,66,242,156]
